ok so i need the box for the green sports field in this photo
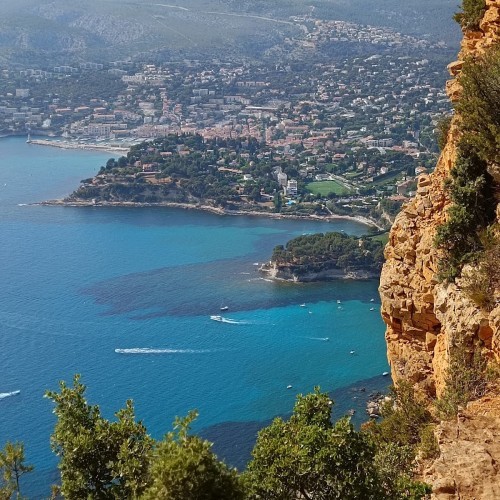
[306,180,351,196]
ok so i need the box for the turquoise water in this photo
[0,137,389,496]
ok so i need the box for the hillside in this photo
[0,0,460,67]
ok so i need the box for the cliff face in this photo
[380,0,500,399]
[379,2,500,497]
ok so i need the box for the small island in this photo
[260,231,385,282]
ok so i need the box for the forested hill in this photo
[265,231,385,280]
[0,0,460,67]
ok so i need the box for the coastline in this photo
[39,199,384,229]
[28,138,129,155]
[258,261,380,282]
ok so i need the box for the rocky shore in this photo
[39,198,383,228]
[258,261,380,282]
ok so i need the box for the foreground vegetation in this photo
[1,377,433,499]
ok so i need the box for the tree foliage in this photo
[40,378,432,499]
[363,382,434,499]
[456,46,500,165]
[45,375,153,499]
[0,441,33,498]
[453,0,486,31]
[461,226,500,309]
[436,334,487,418]
[143,411,244,500]
[272,231,384,275]
[434,143,496,281]
[244,388,381,499]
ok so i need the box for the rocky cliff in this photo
[379,1,500,497]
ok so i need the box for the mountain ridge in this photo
[0,0,460,67]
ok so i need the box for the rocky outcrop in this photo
[259,261,378,282]
[422,393,500,499]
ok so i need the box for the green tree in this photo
[143,410,244,500]
[244,388,381,499]
[456,46,500,165]
[0,441,33,498]
[434,143,496,281]
[45,375,153,499]
[454,0,486,31]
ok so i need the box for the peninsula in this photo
[260,231,384,282]
[45,133,389,228]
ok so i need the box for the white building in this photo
[286,179,298,196]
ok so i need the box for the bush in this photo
[366,382,433,449]
[461,227,500,309]
[456,46,500,166]
[436,335,487,419]
[453,0,486,31]
[419,425,440,460]
[434,143,496,282]
[436,116,452,151]
[363,382,434,498]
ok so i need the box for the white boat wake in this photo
[210,315,250,325]
[305,337,330,342]
[0,390,20,400]
[115,348,215,355]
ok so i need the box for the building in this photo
[286,179,298,196]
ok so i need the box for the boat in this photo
[382,371,389,376]
[287,385,293,389]
[220,305,229,312]
[337,300,341,304]
[350,350,355,355]
[300,303,306,307]
[210,315,223,322]
[370,298,375,302]
[370,307,375,311]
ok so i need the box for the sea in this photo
[0,136,390,497]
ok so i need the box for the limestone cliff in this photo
[380,0,500,398]
[379,1,500,497]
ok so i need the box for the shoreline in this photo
[39,199,385,229]
[28,138,129,154]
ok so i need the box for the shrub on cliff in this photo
[436,334,487,418]
[434,142,496,281]
[461,226,500,309]
[453,0,486,31]
[436,116,452,152]
[456,46,500,166]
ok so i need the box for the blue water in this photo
[0,136,389,497]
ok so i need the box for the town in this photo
[0,17,454,226]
